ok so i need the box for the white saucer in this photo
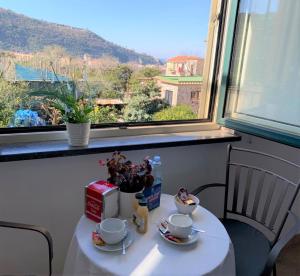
[159,229,199,245]
[93,230,133,252]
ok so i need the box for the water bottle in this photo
[152,156,162,185]
[144,155,162,210]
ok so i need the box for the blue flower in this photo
[10,109,46,127]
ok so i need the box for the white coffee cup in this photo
[96,218,127,244]
[167,214,193,238]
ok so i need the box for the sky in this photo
[0,0,211,59]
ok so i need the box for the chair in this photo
[192,144,300,276]
[0,220,53,276]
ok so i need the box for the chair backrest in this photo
[262,211,300,276]
[224,144,300,244]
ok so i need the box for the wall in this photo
[158,81,202,113]
[0,133,299,275]
[177,84,201,113]
[0,142,229,275]
[166,60,204,76]
[158,82,178,106]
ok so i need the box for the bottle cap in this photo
[138,198,148,206]
[135,192,144,199]
[153,156,160,162]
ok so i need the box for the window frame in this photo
[0,0,226,139]
[216,0,300,148]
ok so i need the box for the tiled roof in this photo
[167,56,202,62]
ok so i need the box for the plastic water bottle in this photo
[152,155,162,185]
[144,155,162,210]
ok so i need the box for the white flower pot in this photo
[66,122,91,147]
[119,190,141,219]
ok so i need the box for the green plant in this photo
[153,105,197,121]
[89,106,118,124]
[133,67,161,78]
[0,76,28,127]
[99,65,133,99]
[30,83,93,123]
[123,80,167,122]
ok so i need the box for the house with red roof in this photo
[155,56,204,114]
[166,56,204,76]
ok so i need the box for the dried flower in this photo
[98,160,106,166]
[98,152,153,193]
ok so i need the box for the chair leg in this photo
[273,264,277,276]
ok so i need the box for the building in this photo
[156,56,203,114]
[155,75,202,113]
[166,56,204,76]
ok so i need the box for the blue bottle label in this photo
[143,183,161,211]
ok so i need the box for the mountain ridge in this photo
[0,8,158,64]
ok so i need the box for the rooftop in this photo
[167,56,202,63]
[156,75,202,85]
[95,98,124,105]
[15,64,69,82]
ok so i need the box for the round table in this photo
[63,194,235,276]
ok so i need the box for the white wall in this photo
[0,142,228,275]
[0,134,299,275]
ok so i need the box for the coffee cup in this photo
[96,218,127,244]
[167,214,193,238]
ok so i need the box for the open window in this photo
[216,0,300,147]
[0,0,225,135]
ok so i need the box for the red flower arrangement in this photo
[99,152,154,193]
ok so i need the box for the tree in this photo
[123,80,167,122]
[0,77,28,127]
[99,65,133,99]
[134,67,161,78]
[153,105,197,121]
[40,45,69,60]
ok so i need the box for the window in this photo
[191,91,200,102]
[0,0,224,134]
[165,90,174,105]
[223,0,300,136]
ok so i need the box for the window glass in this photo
[0,0,212,130]
[165,90,174,105]
[191,91,200,102]
[225,0,300,135]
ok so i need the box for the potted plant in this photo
[63,96,93,147]
[30,82,93,146]
[99,152,154,218]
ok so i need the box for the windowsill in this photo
[0,122,218,144]
[0,128,240,162]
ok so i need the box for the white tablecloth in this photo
[63,194,235,276]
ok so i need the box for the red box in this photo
[85,180,119,223]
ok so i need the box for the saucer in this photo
[94,230,133,252]
[159,228,199,245]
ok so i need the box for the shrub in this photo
[153,105,197,121]
[9,109,45,127]
[89,106,118,124]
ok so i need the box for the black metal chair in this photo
[192,144,300,276]
[0,221,53,276]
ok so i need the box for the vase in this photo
[66,122,91,147]
[119,190,141,219]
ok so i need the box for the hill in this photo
[0,8,158,64]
